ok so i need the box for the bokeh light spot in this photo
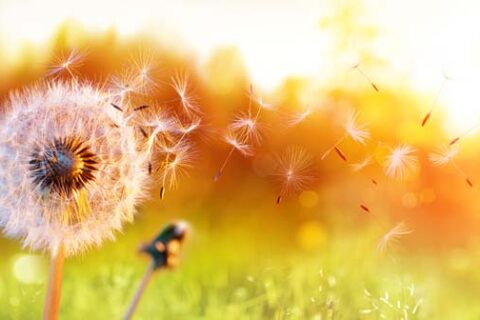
[296,221,327,251]
[402,192,418,209]
[12,254,47,284]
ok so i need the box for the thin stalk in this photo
[421,77,447,127]
[354,65,379,92]
[321,135,346,160]
[214,146,235,181]
[124,261,156,320]
[43,243,65,320]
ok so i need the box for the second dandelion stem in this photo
[124,261,156,320]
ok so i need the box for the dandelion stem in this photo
[214,146,235,181]
[43,243,65,320]
[124,261,156,320]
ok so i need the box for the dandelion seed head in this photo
[0,81,149,256]
[384,144,417,179]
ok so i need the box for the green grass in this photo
[2,219,480,319]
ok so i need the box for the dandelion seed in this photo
[271,146,314,204]
[429,145,473,186]
[46,49,86,78]
[111,103,124,112]
[345,111,370,145]
[360,204,370,213]
[448,121,480,146]
[466,178,474,187]
[129,50,158,94]
[377,222,412,253]
[288,105,313,127]
[333,146,346,161]
[109,71,140,101]
[173,117,202,135]
[213,130,251,182]
[384,144,417,179]
[170,71,200,115]
[449,137,460,145]
[224,131,252,157]
[230,113,262,143]
[352,63,379,92]
[421,72,451,127]
[322,111,369,161]
[134,105,150,112]
[158,142,195,191]
[428,145,459,166]
[351,155,372,172]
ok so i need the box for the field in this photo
[2,203,480,320]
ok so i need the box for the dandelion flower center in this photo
[29,137,98,197]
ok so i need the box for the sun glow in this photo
[0,0,479,131]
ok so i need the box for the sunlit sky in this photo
[0,0,479,131]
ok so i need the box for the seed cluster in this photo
[29,137,99,197]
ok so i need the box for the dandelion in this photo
[352,63,379,92]
[376,222,412,253]
[321,110,370,161]
[124,222,189,320]
[46,49,86,78]
[270,146,314,204]
[421,72,451,127]
[384,144,417,179]
[0,81,150,319]
[429,145,473,187]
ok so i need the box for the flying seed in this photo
[111,103,123,112]
[360,204,370,213]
